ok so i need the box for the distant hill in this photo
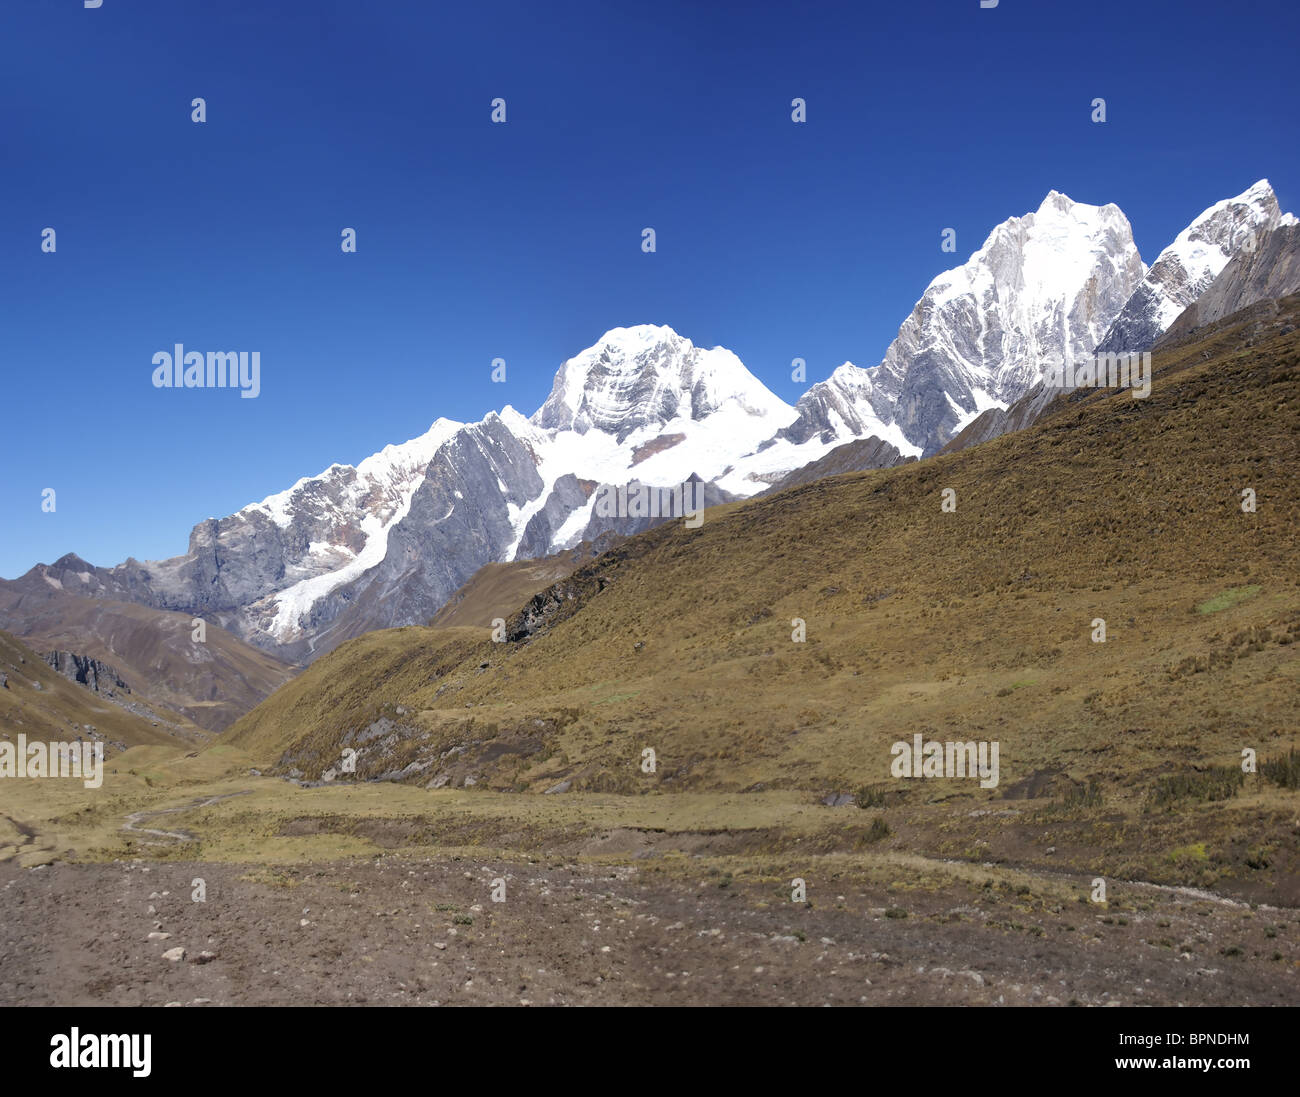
[760,436,913,495]
[0,585,297,731]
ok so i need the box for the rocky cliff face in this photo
[43,650,130,696]
[762,436,912,494]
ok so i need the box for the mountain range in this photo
[2,179,1293,673]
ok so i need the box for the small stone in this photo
[191,951,217,965]
[162,947,186,963]
[147,931,171,941]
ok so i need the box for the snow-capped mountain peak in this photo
[1096,179,1290,353]
[780,190,1147,457]
[532,323,792,440]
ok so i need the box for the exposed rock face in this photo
[1159,222,1300,345]
[1097,180,1290,355]
[304,414,545,642]
[516,475,595,560]
[0,575,296,732]
[937,380,1064,455]
[42,651,130,696]
[572,475,736,543]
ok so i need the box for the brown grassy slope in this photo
[0,629,196,749]
[430,536,625,629]
[431,562,573,628]
[0,590,297,732]
[225,296,1300,804]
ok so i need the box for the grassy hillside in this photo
[224,296,1300,900]
[0,629,199,750]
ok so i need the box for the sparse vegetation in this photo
[1196,586,1262,615]
[1049,779,1104,812]
[1149,766,1245,809]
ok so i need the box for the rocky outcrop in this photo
[42,650,131,696]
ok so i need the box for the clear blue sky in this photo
[2,0,1297,578]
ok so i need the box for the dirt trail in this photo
[121,792,252,844]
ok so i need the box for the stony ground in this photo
[1,856,1294,1006]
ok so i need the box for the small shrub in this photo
[1062,780,1103,810]
[855,785,887,808]
[1260,749,1300,790]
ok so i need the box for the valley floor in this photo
[1,770,1296,1006]
[1,745,1294,1007]
[1,855,1293,1007]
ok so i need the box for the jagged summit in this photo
[1096,179,1291,354]
[783,191,1146,456]
[532,324,791,440]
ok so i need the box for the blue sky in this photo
[2,0,1297,577]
